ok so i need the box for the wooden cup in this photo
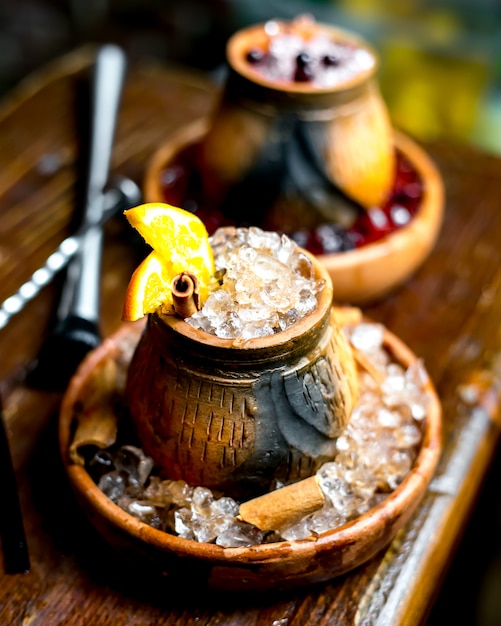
[125,253,359,500]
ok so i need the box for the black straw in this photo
[0,393,30,574]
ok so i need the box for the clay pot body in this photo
[197,19,395,230]
[125,258,358,500]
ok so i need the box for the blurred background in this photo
[1,1,501,624]
[0,0,501,154]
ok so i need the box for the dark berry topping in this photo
[322,54,340,67]
[296,52,312,68]
[160,148,423,255]
[246,48,265,65]
[293,53,313,82]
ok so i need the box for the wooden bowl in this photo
[144,120,444,305]
[319,132,444,303]
[59,318,441,593]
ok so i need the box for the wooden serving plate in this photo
[58,317,441,593]
[144,120,444,305]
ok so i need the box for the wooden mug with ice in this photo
[125,228,359,500]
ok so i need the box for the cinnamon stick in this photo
[332,306,386,385]
[332,305,363,327]
[70,356,118,465]
[171,272,200,318]
[238,475,325,531]
[351,346,386,385]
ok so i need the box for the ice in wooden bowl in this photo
[59,225,441,591]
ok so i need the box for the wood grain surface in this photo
[0,46,500,625]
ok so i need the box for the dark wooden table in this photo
[1,46,500,625]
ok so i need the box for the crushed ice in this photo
[185,226,325,340]
[250,15,375,88]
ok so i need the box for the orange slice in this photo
[122,251,173,321]
[122,203,215,321]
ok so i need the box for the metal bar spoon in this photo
[0,176,140,331]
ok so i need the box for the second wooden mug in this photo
[197,16,395,232]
